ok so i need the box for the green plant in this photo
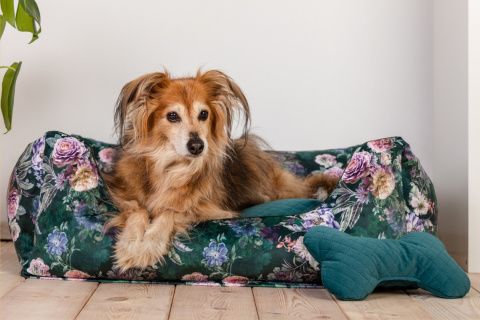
[1,0,41,133]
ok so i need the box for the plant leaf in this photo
[173,240,193,252]
[17,179,34,190]
[15,3,32,32]
[17,205,26,215]
[168,249,183,265]
[18,0,40,24]
[82,190,97,209]
[15,2,37,43]
[1,61,22,133]
[46,137,56,147]
[1,0,15,27]
[0,15,6,38]
[284,224,303,232]
[18,0,40,42]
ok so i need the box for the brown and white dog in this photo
[104,70,338,271]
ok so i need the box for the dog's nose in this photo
[187,138,204,155]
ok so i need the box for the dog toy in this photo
[304,226,470,300]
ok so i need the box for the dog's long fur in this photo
[104,70,338,271]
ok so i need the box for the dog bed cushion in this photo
[304,226,469,300]
[7,131,438,287]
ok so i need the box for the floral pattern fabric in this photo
[7,131,437,287]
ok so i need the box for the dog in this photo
[104,69,339,271]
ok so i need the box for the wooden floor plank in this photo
[334,289,434,320]
[253,287,347,320]
[76,283,175,320]
[469,273,480,293]
[406,288,480,320]
[169,285,258,320]
[0,279,98,320]
[1,241,25,297]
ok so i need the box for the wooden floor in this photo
[1,241,479,320]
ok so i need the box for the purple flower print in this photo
[52,137,87,167]
[282,162,307,176]
[406,212,424,233]
[203,242,228,267]
[229,219,260,236]
[260,226,281,241]
[73,200,99,230]
[385,207,405,233]
[343,152,372,184]
[31,196,41,224]
[301,209,340,231]
[32,136,45,171]
[76,216,99,231]
[47,229,68,256]
[270,152,296,162]
[55,170,69,190]
[72,199,88,214]
[403,145,416,161]
[355,181,370,204]
[33,169,44,187]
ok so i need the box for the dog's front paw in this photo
[313,187,329,201]
[113,235,169,271]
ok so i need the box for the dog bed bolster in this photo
[7,131,438,287]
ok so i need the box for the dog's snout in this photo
[187,137,204,155]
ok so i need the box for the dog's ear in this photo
[197,70,251,139]
[115,72,171,146]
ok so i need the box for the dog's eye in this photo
[198,110,209,121]
[167,112,180,122]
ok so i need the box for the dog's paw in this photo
[113,234,169,271]
[313,187,329,201]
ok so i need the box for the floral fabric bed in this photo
[7,131,438,287]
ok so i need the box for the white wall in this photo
[1,1,434,229]
[433,0,469,271]
[469,0,480,273]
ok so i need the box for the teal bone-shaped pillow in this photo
[304,226,470,301]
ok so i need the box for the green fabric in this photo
[7,131,438,287]
[304,226,470,300]
[242,199,322,218]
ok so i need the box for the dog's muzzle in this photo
[187,132,204,156]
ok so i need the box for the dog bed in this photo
[7,131,438,288]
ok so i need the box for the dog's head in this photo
[115,69,250,159]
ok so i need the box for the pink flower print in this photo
[367,138,394,153]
